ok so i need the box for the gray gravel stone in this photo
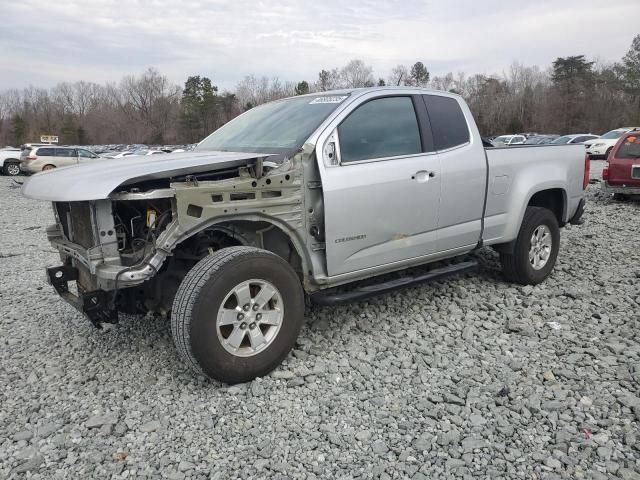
[545,457,562,469]
[619,469,640,480]
[371,439,389,455]
[86,414,118,428]
[13,455,44,474]
[139,420,161,433]
[13,430,33,442]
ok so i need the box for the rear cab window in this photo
[615,135,640,159]
[422,95,470,150]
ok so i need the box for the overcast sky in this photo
[1,0,639,91]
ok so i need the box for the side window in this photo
[55,148,73,157]
[37,148,54,156]
[338,96,422,163]
[423,95,470,150]
[77,149,94,158]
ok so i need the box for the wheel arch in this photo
[493,187,566,255]
[175,215,312,285]
[526,188,567,226]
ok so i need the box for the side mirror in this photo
[323,131,340,166]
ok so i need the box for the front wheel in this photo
[171,246,304,384]
[500,207,560,285]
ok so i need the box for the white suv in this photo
[585,127,640,159]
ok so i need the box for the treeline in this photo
[1,35,639,146]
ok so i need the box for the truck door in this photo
[319,94,442,277]
[421,95,486,252]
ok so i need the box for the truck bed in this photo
[482,144,586,244]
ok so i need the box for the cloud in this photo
[0,0,638,90]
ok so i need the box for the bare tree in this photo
[340,59,375,88]
[388,65,410,86]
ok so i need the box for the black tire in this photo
[3,161,21,176]
[500,207,560,285]
[171,246,304,384]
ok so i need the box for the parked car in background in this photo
[602,132,640,200]
[102,151,135,159]
[128,149,166,156]
[586,127,640,159]
[524,135,560,145]
[20,146,101,173]
[1,147,22,176]
[492,134,527,146]
[552,134,599,145]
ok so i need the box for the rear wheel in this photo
[171,246,304,384]
[42,164,56,171]
[500,207,560,285]
[3,161,20,176]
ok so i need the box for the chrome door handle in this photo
[412,170,436,182]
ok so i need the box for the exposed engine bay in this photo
[112,199,173,265]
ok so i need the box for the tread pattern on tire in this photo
[171,246,276,376]
[500,206,559,285]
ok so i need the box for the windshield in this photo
[601,130,625,139]
[552,136,573,144]
[617,135,640,158]
[493,136,510,142]
[196,94,349,155]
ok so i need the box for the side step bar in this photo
[310,260,478,306]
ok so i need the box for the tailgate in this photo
[609,159,640,186]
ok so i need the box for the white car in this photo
[492,134,526,146]
[129,150,166,156]
[1,147,22,176]
[551,134,599,145]
[585,127,640,159]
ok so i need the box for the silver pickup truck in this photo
[22,87,587,383]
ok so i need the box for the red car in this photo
[602,131,640,200]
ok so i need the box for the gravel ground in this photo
[0,161,639,480]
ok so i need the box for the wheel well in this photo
[527,189,565,225]
[132,221,305,314]
[176,220,304,280]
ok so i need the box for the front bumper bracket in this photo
[46,266,118,328]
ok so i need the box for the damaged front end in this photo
[35,150,311,327]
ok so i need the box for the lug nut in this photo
[249,322,257,330]
[237,313,244,321]
[243,304,250,311]
[256,313,262,321]
[240,322,247,329]
[252,304,259,311]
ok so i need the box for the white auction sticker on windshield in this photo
[309,96,347,104]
